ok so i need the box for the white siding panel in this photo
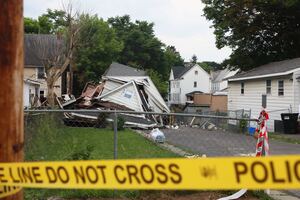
[101,83,143,112]
[102,80,123,95]
[293,70,300,112]
[228,76,294,131]
[23,83,30,108]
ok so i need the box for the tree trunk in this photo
[0,0,24,199]
[69,61,74,94]
[46,79,56,107]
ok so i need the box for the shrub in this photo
[69,145,94,160]
[114,116,125,131]
[239,119,248,133]
[95,113,109,128]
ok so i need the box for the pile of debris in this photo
[57,62,170,129]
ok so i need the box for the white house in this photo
[227,57,300,131]
[211,68,239,93]
[169,64,211,105]
[23,79,41,108]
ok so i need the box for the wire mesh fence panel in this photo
[24,109,255,162]
[24,111,117,162]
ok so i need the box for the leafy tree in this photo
[73,14,123,95]
[202,0,300,70]
[163,45,184,74]
[37,15,53,34]
[146,69,168,98]
[43,9,68,33]
[108,15,185,80]
[24,17,40,33]
[24,9,67,34]
[191,54,198,64]
[108,15,166,76]
[198,61,223,72]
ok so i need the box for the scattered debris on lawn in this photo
[150,128,166,143]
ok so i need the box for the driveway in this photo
[162,127,300,157]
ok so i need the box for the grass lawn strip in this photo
[25,126,178,199]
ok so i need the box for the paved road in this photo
[162,127,300,156]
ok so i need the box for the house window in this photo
[195,70,198,75]
[40,90,44,97]
[278,80,284,96]
[241,82,244,94]
[172,93,180,102]
[266,80,271,94]
[194,81,197,88]
[37,67,45,79]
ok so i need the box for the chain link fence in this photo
[26,109,300,199]
[24,109,255,162]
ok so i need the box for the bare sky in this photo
[24,0,232,63]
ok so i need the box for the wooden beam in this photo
[0,0,24,199]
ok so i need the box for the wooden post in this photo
[0,0,24,199]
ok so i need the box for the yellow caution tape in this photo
[0,186,21,198]
[0,155,299,198]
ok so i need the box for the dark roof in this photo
[103,62,146,76]
[185,91,203,97]
[172,65,193,79]
[229,57,300,80]
[24,34,64,68]
[211,68,231,82]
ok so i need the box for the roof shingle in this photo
[229,57,300,80]
[24,34,64,68]
[103,62,146,77]
[172,65,193,79]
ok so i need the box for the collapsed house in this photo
[60,62,170,129]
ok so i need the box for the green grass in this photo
[24,114,178,199]
[25,127,178,161]
[268,132,300,145]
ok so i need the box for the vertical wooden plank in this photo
[0,0,24,199]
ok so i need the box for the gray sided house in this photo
[227,57,300,132]
[24,34,71,98]
[211,68,239,94]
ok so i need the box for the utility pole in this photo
[0,0,24,199]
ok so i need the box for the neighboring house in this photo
[23,79,41,108]
[227,57,300,132]
[169,64,211,105]
[211,68,239,93]
[24,34,71,98]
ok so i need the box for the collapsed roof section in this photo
[97,76,170,113]
[59,62,170,129]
